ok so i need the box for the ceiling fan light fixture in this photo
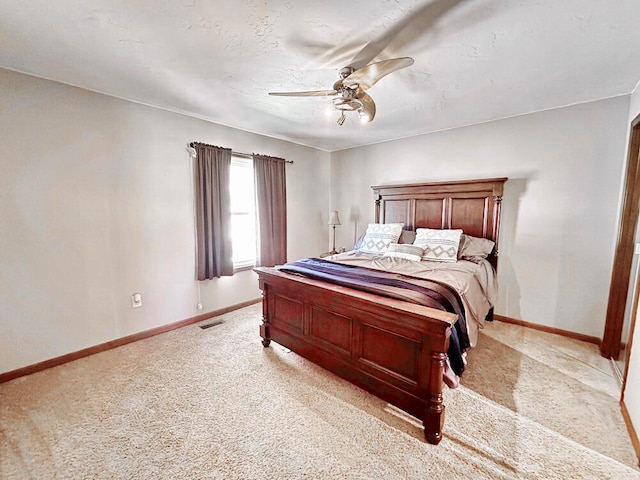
[331,94,371,125]
[332,97,363,111]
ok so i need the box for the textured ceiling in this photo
[1,0,640,152]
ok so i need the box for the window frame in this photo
[229,155,257,272]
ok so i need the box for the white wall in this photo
[0,68,330,374]
[331,96,630,338]
[623,82,640,450]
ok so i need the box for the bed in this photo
[254,177,507,444]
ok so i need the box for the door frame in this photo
[602,112,640,358]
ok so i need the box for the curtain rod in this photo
[188,142,293,164]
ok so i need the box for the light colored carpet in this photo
[1,304,639,479]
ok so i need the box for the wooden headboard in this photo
[372,178,507,269]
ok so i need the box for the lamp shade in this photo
[328,211,341,226]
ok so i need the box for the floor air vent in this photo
[199,320,225,330]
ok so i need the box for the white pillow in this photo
[383,243,425,262]
[413,228,463,262]
[358,223,404,254]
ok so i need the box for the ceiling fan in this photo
[269,57,414,125]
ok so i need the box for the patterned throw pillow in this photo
[358,223,404,254]
[383,243,425,262]
[414,228,463,262]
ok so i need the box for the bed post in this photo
[258,277,271,347]
[423,350,446,444]
[374,193,381,223]
[422,327,450,445]
[490,192,504,271]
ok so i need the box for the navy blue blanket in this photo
[279,258,470,376]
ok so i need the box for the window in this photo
[193,142,286,277]
[229,156,256,269]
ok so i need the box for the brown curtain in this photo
[253,154,287,267]
[194,143,234,279]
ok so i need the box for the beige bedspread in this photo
[324,251,497,347]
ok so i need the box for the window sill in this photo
[234,263,256,273]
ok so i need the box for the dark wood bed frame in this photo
[254,177,507,444]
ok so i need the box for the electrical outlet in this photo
[131,293,142,308]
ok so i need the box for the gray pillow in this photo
[458,234,495,259]
[398,230,416,244]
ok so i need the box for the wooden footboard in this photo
[255,266,457,444]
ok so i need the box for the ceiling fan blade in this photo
[268,90,338,97]
[343,57,414,91]
[357,91,376,122]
